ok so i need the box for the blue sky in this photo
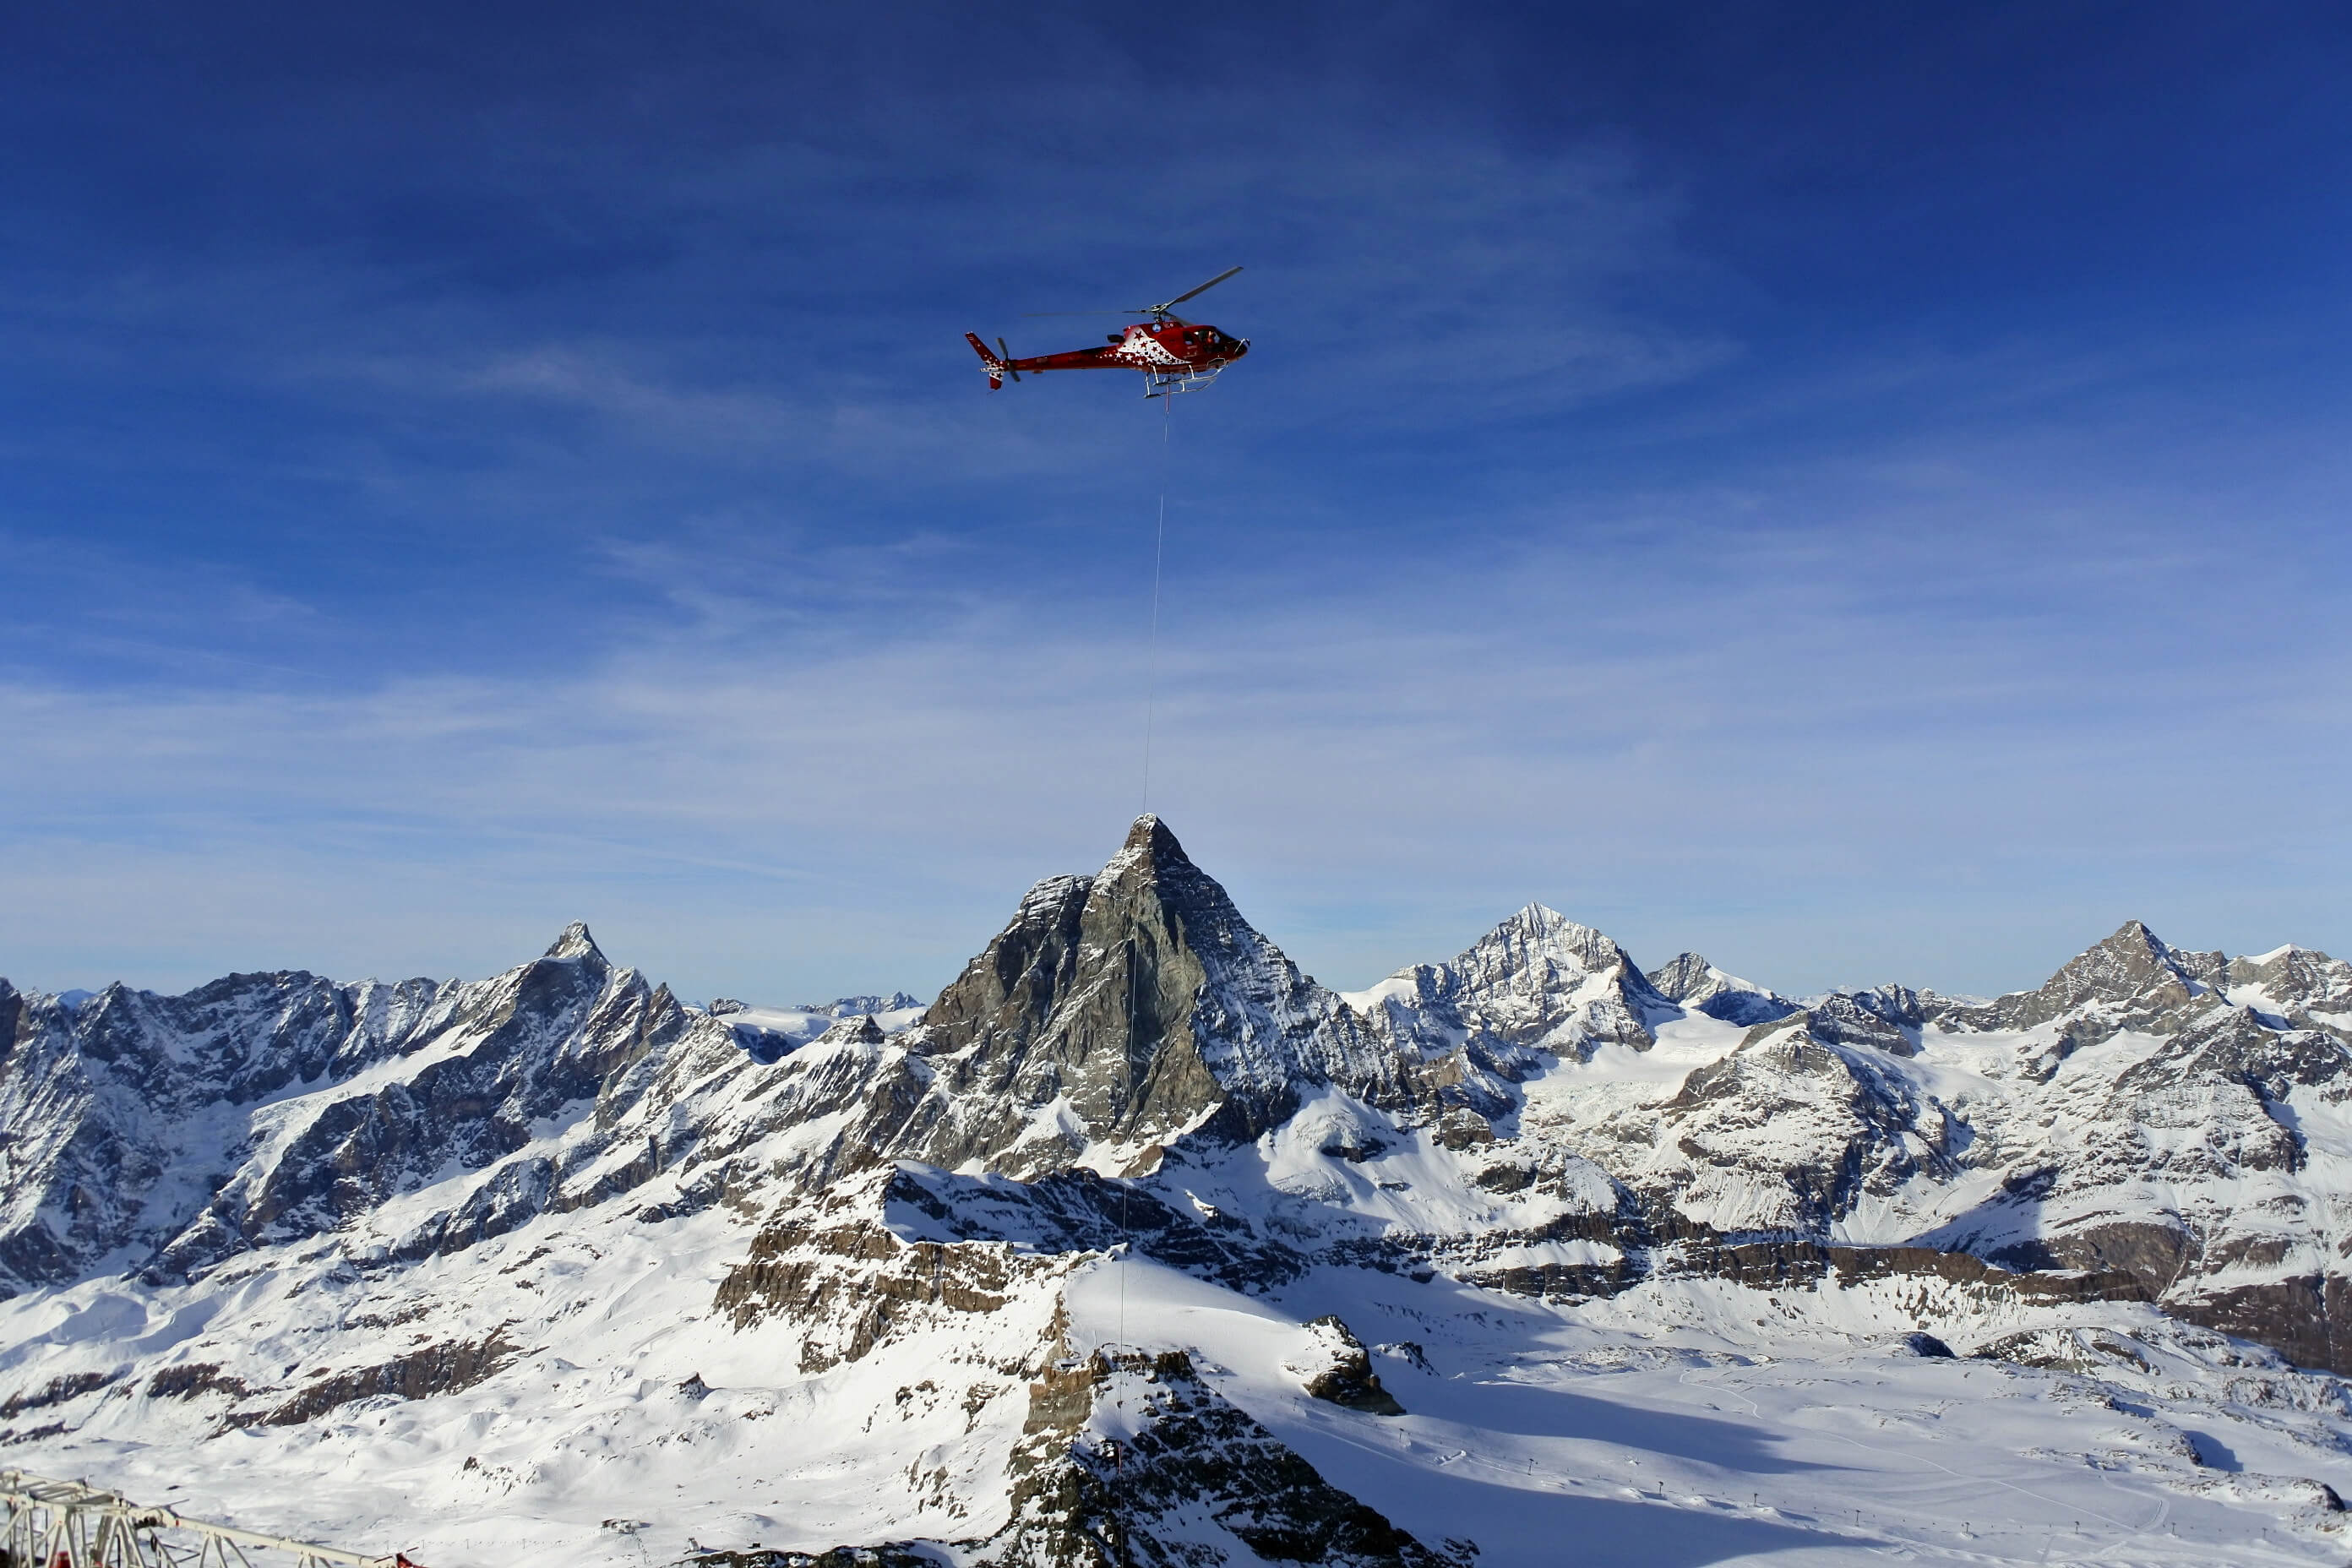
[3,2,2348,1003]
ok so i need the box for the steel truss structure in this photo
[1,1473,414,1568]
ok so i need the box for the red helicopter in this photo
[966,266,1250,396]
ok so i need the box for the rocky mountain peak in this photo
[542,922,607,966]
[1645,952,1798,1027]
[906,819,1396,1170]
[1107,810,1180,868]
[1992,918,2225,1042]
[1448,904,1669,1053]
[1348,905,1674,1062]
[1478,903,1625,972]
[2224,945,2352,1044]
[1646,952,1718,1004]
[1086,815,1252,950]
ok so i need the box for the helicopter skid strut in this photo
[1141,362,1228,398]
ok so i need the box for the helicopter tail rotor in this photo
[965,331,1011,391]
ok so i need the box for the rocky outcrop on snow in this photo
[1289,1315,1406,1416]
[965,1347,1463,1568]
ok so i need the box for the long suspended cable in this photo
[1139,389,1174,814]
[1124,389,1176,1347]
[1112,384,1177,1568]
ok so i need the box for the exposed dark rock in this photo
[0,1422,68,1447]
[1940,920,2229,1043]
[1646,1013,1960,1229]
[1807,992,1919,1056]
[1649,954,1799,1026]
[146,1363,253,1401]
[1472,1162,1535,1194]
[1366,906,1672,1065]
[1298,1316,1406,1416]
[2224,947,2352,1045]
[901,818,1413,1173]
[1435,1108,1494,1150]
[2170,1274,2352,1376]
[0,1370,114,1417]
[690,1549,934,1568]
[1968,1327,2153,1374]
[234,1328,521,1426]
[1646,954,1799,1026]
[966,1348,1462,1568]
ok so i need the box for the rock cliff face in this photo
[1642,953,1797,1026]
[903,817,1408,1170]
[7,819,2352,1567]
[961,1348,1462,1568]
[2227,945,2352,1041]
[0,961,466,1289]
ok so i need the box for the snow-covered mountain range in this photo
[5,816,2351,1565]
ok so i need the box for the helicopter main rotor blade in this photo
[1153,265,1243,311]
[1015,268,1239,319]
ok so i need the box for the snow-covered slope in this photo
[5,818,2351,1566]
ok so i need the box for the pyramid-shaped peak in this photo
[544,922,607,963]
[1468,903,1631,975]
[1111,813,1191,868]
[1994,916,2224,1039]
[1647,951,1719,1004]
[917,812,1395,1165]
[1505,901,1609,939]
[1092,816,1253,942]
[2080,919,2230,986]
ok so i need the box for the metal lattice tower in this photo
[1,1473,415,1568]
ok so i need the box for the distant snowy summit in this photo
[705,991,928,1059]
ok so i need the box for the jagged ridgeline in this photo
[4,814,2352,1566]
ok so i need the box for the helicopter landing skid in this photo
[1143,362,1229,398]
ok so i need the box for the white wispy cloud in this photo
[4,431,2344,1003]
